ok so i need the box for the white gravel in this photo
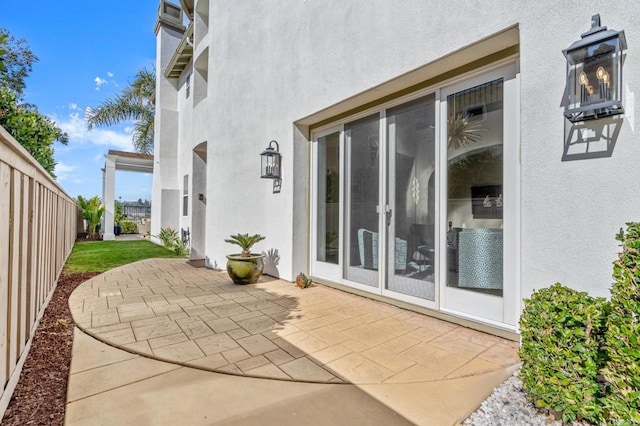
[463,370,568,426]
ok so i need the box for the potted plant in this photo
[114,202,126,236]
[225,233,266,284]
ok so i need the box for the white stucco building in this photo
[151,0,639,338]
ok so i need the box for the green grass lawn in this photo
[63,240,186,274]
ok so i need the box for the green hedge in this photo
[602,223,640,424]
[120,220,138,234]
[519,283,608,423]
[520,222,640,424]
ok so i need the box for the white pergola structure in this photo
[102,150,154,240]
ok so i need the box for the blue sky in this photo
[1,0,159,202]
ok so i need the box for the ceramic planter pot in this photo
[226,254,265,284]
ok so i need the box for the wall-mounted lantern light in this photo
[563,14,627,122]
[260,140,281,179]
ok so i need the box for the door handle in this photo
[385,205,392,226]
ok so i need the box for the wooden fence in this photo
[0,126,79,414]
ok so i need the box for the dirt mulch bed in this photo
[1,272,98,426]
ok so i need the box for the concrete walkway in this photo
[66,259,520,425]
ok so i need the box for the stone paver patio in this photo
[69,258,519,385]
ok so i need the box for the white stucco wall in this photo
[517,3,639,300]
[152,21,184,242]
[156,0,640,309]
[176,66,192,237]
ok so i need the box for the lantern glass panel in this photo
[261,152,280,178]
[261,154,269,177]
[567,38,620,110]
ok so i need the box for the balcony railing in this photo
[0,125,80,414]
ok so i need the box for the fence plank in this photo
[34,186,42,317]
[0,162,11,388]
[33,183,40,328]
[19,174,29,352]
[25,178,35,345]
[7,170,21,377]
[43,191,50,307]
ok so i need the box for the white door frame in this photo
[310,125,343,282]
[438,62,520,329]
[380,94,439,310]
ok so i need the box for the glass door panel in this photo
[386,94,436,301]
[446,78,504,297]
[344,114,380,287]
[316,132,340,264]
[440,68,515,325]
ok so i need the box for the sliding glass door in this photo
[385,95,437,302]
[311,128,342,280]
[440,64,518,326]
[344,114,380,288]
[311,62,519,328]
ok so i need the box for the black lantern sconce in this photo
[260,140,281,180]
[563,14,627,122]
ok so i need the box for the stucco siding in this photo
[154,0,640,319]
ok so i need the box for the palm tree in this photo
[86,67,155,154]
[77,195,105,239]
[225,233,266,256]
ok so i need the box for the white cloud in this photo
[94,72,116,91]
[54,162,78,182]
[93,153,104,162]
[55,111,135,152]
[94,76,107,91]
[69,102,78,110]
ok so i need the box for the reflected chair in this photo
[357,229,407,271]
[408,224,435,271]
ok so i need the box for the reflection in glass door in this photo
[310,64,517,326]
[316,132,340,265]
[446,78,504,296]
[311,128,342,281]
[440,65,518,325]
[385,95,436,301]
[344,114,380,287]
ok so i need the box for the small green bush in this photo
[152,227,188,256]
[120,220,138,234]
[155,227,179,248]
[173,236,189,255]
[519,283,608,424]
[114,202,127,226]
[602,222,640,424]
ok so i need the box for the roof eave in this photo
[164,22,194,79]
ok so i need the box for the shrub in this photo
[114,202,127,226]
[519,283,608,424]
[153,226,188,256]
[120,220,138,234]
[224,233,265,256]
[602,222,640,424]
[173,236,189,255]
[77,195,104,239]
[156,227,179,248]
